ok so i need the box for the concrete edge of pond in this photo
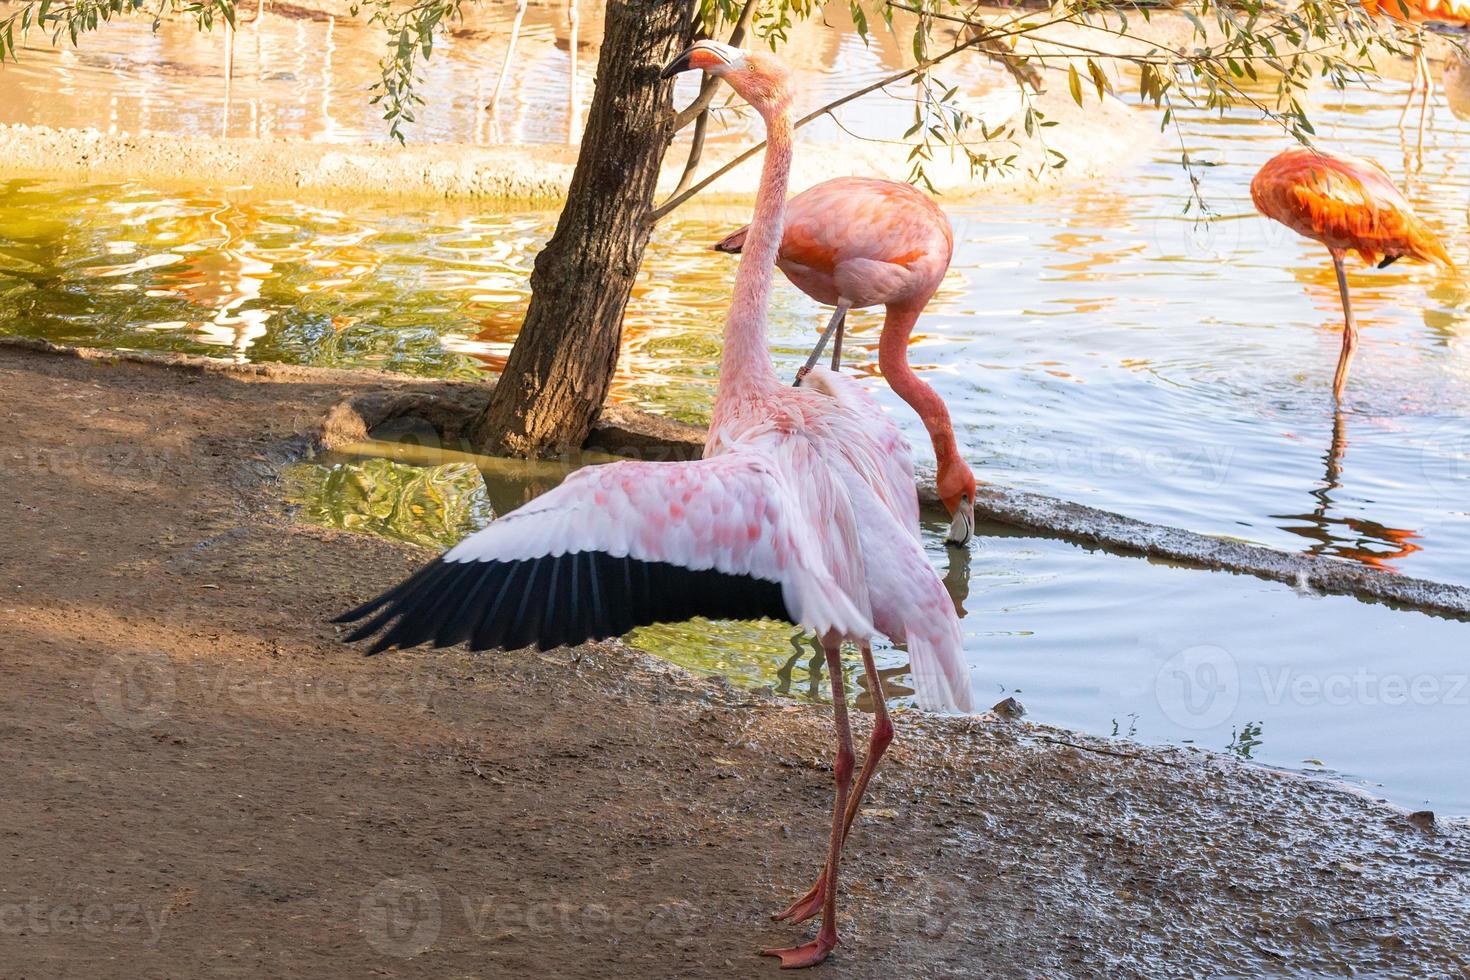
[7,334,1468,621]
[0,79,1154,204]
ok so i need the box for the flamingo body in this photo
[1250,147,1451,268]
[1362,0,1470,23]
[716,177,954,310]
[715,177,977,545]
[339,42,974,969]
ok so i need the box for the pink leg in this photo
[1329,248,1359,402]
[773,644,893,926]
[762,639,853,968]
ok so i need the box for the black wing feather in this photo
[335,550,793,657]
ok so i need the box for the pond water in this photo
[3,9,1468,808]
[287,449,1470,814]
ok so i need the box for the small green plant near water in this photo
[1227,720,1265,758]
[284,457,495,549]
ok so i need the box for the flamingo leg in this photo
[1330,249,1359,402]
[566,0,580,142]
[1399,42,1423,131]
[793,300,850,386]
[1415,47,1431,167]
[489,0,528,110]
[763,639,853,968]
[829,315,845,372]
[773,644,893,926]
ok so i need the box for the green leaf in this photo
[1088,58,1108,100]
[1067,62,1083,107]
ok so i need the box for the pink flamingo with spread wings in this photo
[714,178,978,545]
[337,41,973,970]
[1250,146,1452,399]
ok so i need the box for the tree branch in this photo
[651,20,1020,222]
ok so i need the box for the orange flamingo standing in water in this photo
[713,179,978,546]
[1250,146,1452,400]
[338,41,973,969]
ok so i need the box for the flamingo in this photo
[713,179,978,546]
[1361,0,1470,159]
[1250,145,1452,399]
[337,40,973,969]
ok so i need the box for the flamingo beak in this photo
[944,494,974,548]
[660,47,698,79]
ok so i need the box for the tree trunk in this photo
[471,0,696,457]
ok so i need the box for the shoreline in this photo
[1,339,1467,977]
[9,335,1470,621]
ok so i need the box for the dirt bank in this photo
[1,345,1467,978]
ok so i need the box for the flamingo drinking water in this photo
[714,178,978,545]
[1250,146,1452,400]
[337,40,973,969]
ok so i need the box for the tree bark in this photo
[471,0,697,457]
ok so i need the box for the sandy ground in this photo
[1,344,1468,979]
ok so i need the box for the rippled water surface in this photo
[3,72,1468,578]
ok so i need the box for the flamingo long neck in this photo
[877,303,961,469]
[715,104,792,402]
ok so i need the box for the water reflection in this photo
[1273,411,1424,570]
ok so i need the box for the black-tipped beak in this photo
[944,495,975,548]
[660,47,697,79]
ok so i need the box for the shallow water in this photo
[289,451,1470,814]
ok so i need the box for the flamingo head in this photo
[938,458,976,547]
[660,40,793,116]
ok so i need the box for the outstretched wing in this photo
[335,453,872,654]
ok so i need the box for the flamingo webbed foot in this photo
[760,932,838,969]
[771,878,825,924]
